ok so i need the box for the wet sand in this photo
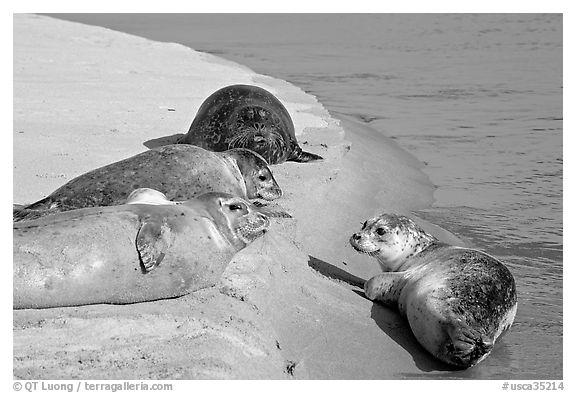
[13,14,464,379]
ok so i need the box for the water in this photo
[46,14,563,379]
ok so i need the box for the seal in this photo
[126,187,291,218]
[14,144,284,222]
[349,213,517,368]
[179,84,323,164]
[13,192,270,309]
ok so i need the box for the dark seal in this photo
[14,145,284,222]
[179,84,323,164]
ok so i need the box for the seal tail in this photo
[288,144,323,163]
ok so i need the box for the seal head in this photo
[223,148,282,200]
[179,84,323,164]
[192,192,270,250]
[350,214,437,271]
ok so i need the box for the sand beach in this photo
[13,14,475,379]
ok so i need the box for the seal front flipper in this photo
[254,204,292,219]
[136,219,173,273]
[288,144,323,163]
[364,272,408,308]
[247,200,292,218]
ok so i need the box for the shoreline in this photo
[13,14,464,379]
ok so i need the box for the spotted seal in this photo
[179,84,323,164]
[349,213,517,368]
[13,192,270,309]
[14,144,284,222]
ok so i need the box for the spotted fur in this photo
[179,84,323,164]
[13,145,283,222]
[350,213,517,368]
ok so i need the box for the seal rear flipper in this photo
[12,204,25,221]
[13,207,53,222]
[13,197,59,222]
[136,220,173,273]
[443,324,494,368]
[364,272,408,308]
[288,145,323,163]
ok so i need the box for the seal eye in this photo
[361,221,368,230]
[258,174,268,181]
[229,203,244,212]
[376,227,386,236]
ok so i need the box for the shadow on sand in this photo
[307,255,457,373]
[307,256,366,289]
[368,303,456,373]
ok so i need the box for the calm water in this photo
[48,14,563,379]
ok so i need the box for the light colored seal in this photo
[13,192,270,309]
[126,188,181,205]
[14,144,284,221]
[349,213,517,368]
[179,84,323,164]
[126,187,290,218]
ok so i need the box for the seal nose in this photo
[257,212,270,227]
[352,233,362,241]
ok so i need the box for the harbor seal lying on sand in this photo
[13,191,270,309]
[349,214,517,368]
[14,145,283,221]
[179,84,323,164]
